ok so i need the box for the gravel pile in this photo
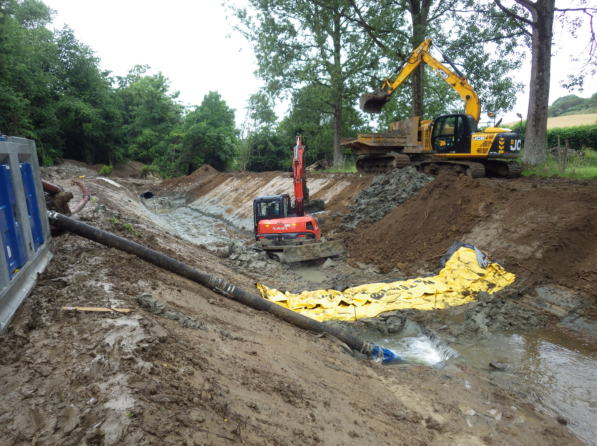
[340,167,433,231]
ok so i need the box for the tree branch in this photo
[494,0,534,26]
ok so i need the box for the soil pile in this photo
[345,173,498,273]
[155,164,220,195]
[344,174,597,301]
[340,167,433,231]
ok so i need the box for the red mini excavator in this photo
[252,136,345,263]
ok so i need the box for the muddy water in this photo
[294,266,327,282]
[453,328,597,445]
[372,326,597,445]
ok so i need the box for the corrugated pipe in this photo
[69,178,90,215]
[47,212,394,360]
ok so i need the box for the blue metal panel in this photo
[19,163,44,251]
[0,165,27,278]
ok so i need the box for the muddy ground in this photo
[0,162,593,445]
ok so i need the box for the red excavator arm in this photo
[293,136,306,216]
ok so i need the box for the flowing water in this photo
[369,325,597,445]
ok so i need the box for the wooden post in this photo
[563,139,569,172]
[558,135,562,172]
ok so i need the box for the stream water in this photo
[370,326,597,445]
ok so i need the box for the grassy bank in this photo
[521,150,597,179]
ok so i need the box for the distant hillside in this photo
[548,93,597,117]
[546,114,597,129]
[503,114,597,129]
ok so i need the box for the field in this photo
[505,113,597,129]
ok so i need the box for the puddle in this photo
[294,266,327,282]
[158,207,249,246]
[369,324,597,444]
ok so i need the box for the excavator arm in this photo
[360,38,481,123]
[292,135,306,216]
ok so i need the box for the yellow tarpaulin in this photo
[256,247,515,322]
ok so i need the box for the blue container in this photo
[0,165,27,278]
[19,163,44,251]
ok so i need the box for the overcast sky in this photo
[46,0,595,128]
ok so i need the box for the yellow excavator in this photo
[343,38,521,178]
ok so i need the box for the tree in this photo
[230,0,380,166]
[238,90,280,172]
[492,0,597,164]
[346,0,525,121]
[54,26,123,164]
[166,91,238,174]
[115,66,183,164]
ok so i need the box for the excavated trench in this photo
[140,181,597,445]
[140,169,597,444]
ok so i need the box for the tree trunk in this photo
[333,101,343,167]
[332,12,344,167]
[408,0,431,118]
[523,0,555,165]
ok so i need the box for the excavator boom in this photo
[360,38,481,122]
[292,136,306,216]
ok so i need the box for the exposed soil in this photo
[0,169,585,445]
[44,159,146,179]
[340,174,597,300]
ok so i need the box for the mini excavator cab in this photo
[253,194,291,236]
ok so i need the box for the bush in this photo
[546,124,597,151]
[99,164,113,176]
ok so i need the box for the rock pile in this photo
[340,167,433,231]
[451,292,547,337]
[227,244,282,271]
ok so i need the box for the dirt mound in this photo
[112,161,145,178]
[340,166,433,231]
[155,165,220,195]
[344,174,597,299]
[345,173,498,273]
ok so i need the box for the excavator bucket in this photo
[359,88,391,113]
[269,240,345,263]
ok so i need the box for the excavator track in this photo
[419,159,486,178]
[482,160,522,178]
[356,153,411,174]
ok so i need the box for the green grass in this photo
[521,149,597,179]
[322,158,357,173]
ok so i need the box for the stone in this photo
[489,362,508,370]
[322,258,334,269]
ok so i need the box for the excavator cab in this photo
[253,194,290,235]
[432,114,476,154]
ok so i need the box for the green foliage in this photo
[546,125,597,151]
[109,217,142,237]
[117,66,183,164]
[154,91,238,177]
[548,93,597,117]
[522,150,597,180]
[99,164,113,176]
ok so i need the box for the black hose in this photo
[47,211,376,356]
